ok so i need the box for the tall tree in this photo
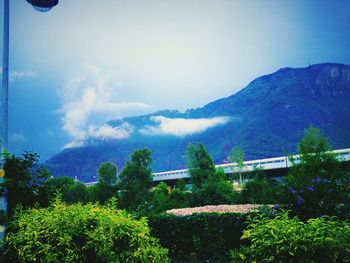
[97,161,117,186]
[286,127,339,189]
[186,143,235,206]
[89,162,118,204]
[186,143,216,189]
[118,149,153,211]
[228,146,245,186]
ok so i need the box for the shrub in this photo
[5,199,169,262]
[230,211,350,262]
[149,212,250,261]
[285,127,350,219]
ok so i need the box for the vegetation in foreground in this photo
[5,198,168,262]
[0,126,349,262]
[230,211,350,263]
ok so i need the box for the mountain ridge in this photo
[46,63,350,182]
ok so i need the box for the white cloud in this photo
[63,123,133,149]
[60,64,154,141]
[9,133,26,142]
[1,68,38,82]
[10,70,37,81]
[88,123,133,140]
[63,140,84,149]
[141,116,230,136]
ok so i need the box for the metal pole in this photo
[1,0,9,152]
[0,0,10,243]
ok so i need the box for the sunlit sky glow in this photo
[1,0,350,160]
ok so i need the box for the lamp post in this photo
[0,0,59,242]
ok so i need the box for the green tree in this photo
[39,176,76,207]
[228,146,245,186]
[289,127,339,188]
[186,143,216,189]
[0,151,50,217]
[240,175,281,204]
[118,149,153,211]
[97,161,117,185]
[285,127,349,218]
[63,181,89,204]
[168,179,191,209]
[186,143,235,206]
[149,182,171,214]
[192,168,236,206]
[89,162,118,204]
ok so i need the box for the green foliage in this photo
[149,182,172,215]
[149,212,250,262]
[0,209,8,225]
[5,200,169,262]
[191,168,236,206]
[287,127,339,189]
[168,179,191,209]
[39,176,76,207]
[62,181,89,204]
[228,146,245,167]
[240,175,282,204]
[228,146,245,185]
[141,180,192,217]
[89,162,118,204]
[230,211,350,262]
[186,143,216,188]
[118,149,153,211]
[0,151,50,217]
[285,127,349,218]
[97,161,117,186]
[149,181,193,214]
[186,143,235,206]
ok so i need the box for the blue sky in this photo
[1,0,350,160]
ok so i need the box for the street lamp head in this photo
[26,0,59,12]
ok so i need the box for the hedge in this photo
[149,212,250,261]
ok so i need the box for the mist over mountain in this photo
[46,63,350,182]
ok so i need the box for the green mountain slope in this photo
[46,63,350,182]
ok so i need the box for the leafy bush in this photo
[5,199,169,262]
[230,211,350,262]
[149,212,250,261]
